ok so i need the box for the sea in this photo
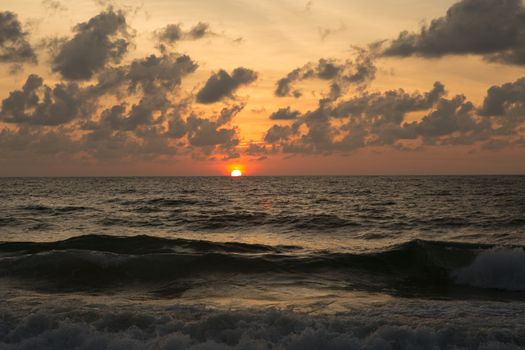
[0,176,524,349]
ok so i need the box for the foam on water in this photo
[0,298,524,350]
[453,248,525,291]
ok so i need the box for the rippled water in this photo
[1,176,524,349]
[1,176,524,246]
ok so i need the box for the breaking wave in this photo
[452,248,525,291]
[0,300,523,350]
[1,235,524,296]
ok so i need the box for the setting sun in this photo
[231,169,242,177]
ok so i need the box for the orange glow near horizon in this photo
[231,169,242,177]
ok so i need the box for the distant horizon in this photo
[2,173,525,178]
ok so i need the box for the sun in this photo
[227,164,245,176]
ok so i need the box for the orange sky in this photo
[0,0,524,175]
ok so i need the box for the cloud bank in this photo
[0,11,37,65]
[0,9,257,164]
[383,0,525,65]
[0,1,524,171]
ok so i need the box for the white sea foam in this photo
[0,298,523,350]
[453,248,525,291]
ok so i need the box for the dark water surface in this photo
[0,176,524,349]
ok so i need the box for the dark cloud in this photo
[1,101,244,162]
[186,116,237,148]
[269,107,302,120]
[405,96,480,141]
[51,8,130,80]
[80,52,198,101]
[85,98,165,133]
[383,0,525,65]
[0,74,93,126]
[3,2,524,168]
[76,92,190,160]
[245,142,267,156]
[186,105,243,148]
[332,82,446,123]
[196,67,258,104]
[479,77,525,116]
[275,47,377,99]
[0,49,197,128]
[157,22,212,47]
[264,81,520,154]
[127,54,198,95]
[0,9,249,164]
[264,124,296,143]
[0,126,79,158]
[187,22,211,40]
[478,77,525,133]
[0,11,37,64]
[216,104,245,125]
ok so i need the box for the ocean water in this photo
[0,176,524,349]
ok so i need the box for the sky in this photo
[0,0,524,176]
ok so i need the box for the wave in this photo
[1,301,524,349]
[0,235,524,296]
[118,197,203,207]
[0,234,299,255]
[17,205,95,215]
[452,248,525,291]
[172,213,357,231]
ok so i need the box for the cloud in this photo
[51,8,131,80]
[127,53,198,95]
[0,102,244,162]
[42,0,67,12]
[81,104,180,160]
[0,34,246,163]
[196,67,258,104]
[264,80,524,154]
[0,74,94,126]
[332,82,446,123]
[2,3,524,169]
[0,126,79,157]
[478,77,525,133]
[0,49,197,128]
[0,11,37,64]
[187,22,211,40]
[383,0,525,65]
[269,107,302,120]
[156,22,212,46]
[245,142,267,156]
[186,116,237,148]
[0,9,248,165]
[404,95,482,142]
[318,24,346,41]
[79,52,198,101]
[0,61,244,163]
[479,77,525,116]
[186,105,243,149]
[275,47,377,99]
[264,124,296,144]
